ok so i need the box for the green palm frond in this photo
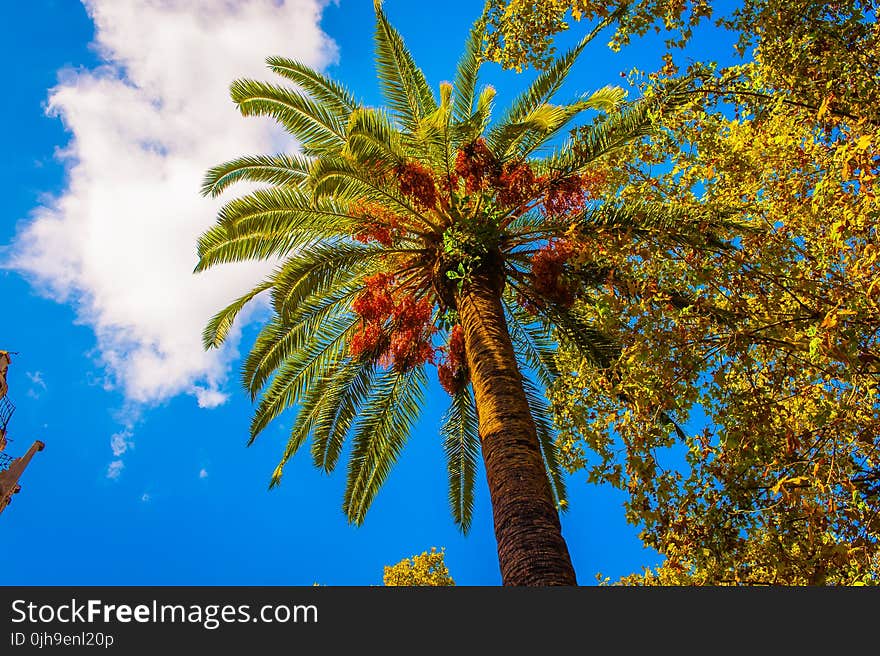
[345,107,407,168]
[546,77,694,173]
[413,82,455,177]
[452,16,486,124]
[203,279,273,350]
[522,376,566,511]
[195,222,306,271]
[503,298,559,389]
[265,56,359,118]
[268,363,338,488]
[201,154,311,198]
[441,385,479,533]
[453,84,496,144]
[373,0,437,134]
[230,79,347,155]
[494,87,627,161]
[270,242,386,319]
[217,186,358,233]
[307,156,432,228]
[249,315,357,440]
[194,188,362,271]
[543,304,621,370]
[579,200,755,249]
[343,364,427,525]
[515,87,627,160]
[487,31,594,155]
[311,358,379,473]
[232,192,360,241]
[491,103,571,160]
[242,288,357,400]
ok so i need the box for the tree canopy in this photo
[200,0,878,584]
[492,1,880,584]
[383,547,456,586]
[196,0,746,585]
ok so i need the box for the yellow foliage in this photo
[549,7,879,585]
[383,548,455,586]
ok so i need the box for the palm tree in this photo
[197,1,742,585]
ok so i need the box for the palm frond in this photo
[543,304,621,370]
[515,87,627,160]
[441,385,479,533]
[522,376,567,511]
[453,84,496,144]
[194,222,307,271]
[545,77,694,173]
[452,16,486,124]
[311,358,379,473]
[412,82,454,177]
[249,316,357,440]
[195,188,362,271]
[267,363,338,488]
[230,79,346,154]
[270,242,386,319]
[343,364,427,524]
[373,0,437,134]
[307,156,431,228]
[578,200,756,249]
[491,104,571,160]
[487,31,594,154]
[242,288,357,400]
[203,279,273,350]
[265,56,359,118]
[201,153,311,198]
[503,298,559,389]
[216,186,358,233]
[345,107,407,168]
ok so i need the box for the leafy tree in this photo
[547,8,880,584]
[197,1,736,585]
[483,0,713,71]
[383,547,455,586]
[484,0,879,114]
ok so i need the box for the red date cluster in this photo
[349,273,436,372]
[395,160,439,210]
[528,239,576,310]
[351,200,404,247]
[543,174,592,219]
[437,324,469,395]
[454,137,500,194]
[391,139,601,222]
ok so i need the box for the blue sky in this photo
[2,0,737,585]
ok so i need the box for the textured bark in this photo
[456,266,577,586]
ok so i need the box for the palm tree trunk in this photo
[456,268,577,586]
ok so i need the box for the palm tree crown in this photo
[198,1,739,584]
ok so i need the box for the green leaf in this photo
[343,364,427,524]
[441,386,479,533]
[203,279,273,350]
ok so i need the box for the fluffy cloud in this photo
[110,430,134,457]
[107,460,125,480]
[9,0,338,407]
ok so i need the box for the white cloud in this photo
[193,386,228,409]
[7,0,338,409]
[199,468,208,479]
[107,460,125,479]
[110,429,134,457]
[26,371,47,390]
[26,371,47,399]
